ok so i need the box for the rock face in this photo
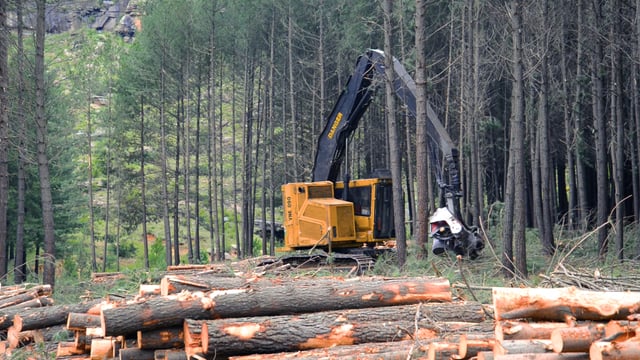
[7,0,142,38]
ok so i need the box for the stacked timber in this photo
[11,266,640,359]
[4,273,496,359]
[0,283,75,352]
[369,286,640,360]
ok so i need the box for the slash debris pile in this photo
[2,261,640,359]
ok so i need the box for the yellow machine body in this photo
[280,178,394,251]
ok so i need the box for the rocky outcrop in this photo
[6,0,142,38]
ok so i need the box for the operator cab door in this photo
[335,178,395,243]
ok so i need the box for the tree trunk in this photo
[0,0,8,279]
[140,96,149,270]
[537,0,555,255]
[194,78,202,263]
[173,102,181,265]
[160,52,173,267]
[13,0,27,284]
[35,0,56,288]
[573,0,589,231]
[610,0,624,260]
[591,0,609,258]
[414,0,430,258]
[382,0,406,267]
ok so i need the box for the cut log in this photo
[67,313,102,331]
[12,299,102,332]
[477,351,495,360]
[497,321,569,341]
[603,320,637,341]
[0,296,57,330]
[0,289,51,309]
[551,324,605,353]
[74,330,88,353]
[183,318,205,359]
[227,340,427,360]
[590,339,640,360]
[494,339,553,356]
[427,341,459,360]
[493,354,589,359]
[118,348,155,360]
[0,284,51,305]
[91,272,125,283]
[137,327,184,349]
[7,328,44,349]
[199,308,491,357]
[57,341,87,357]
[101,276,451,336]
[89,338,115,359]
[493,287,640,321]
[160,274,262,295]
[154,349,188,360]
[139,284,162,297]
[456,335,495,359]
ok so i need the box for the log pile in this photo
[0,283,76,353]
[6,266,640,359]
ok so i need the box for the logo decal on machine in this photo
[327,112,343,139]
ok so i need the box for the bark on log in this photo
[551,324,605,353]
[67,313,102,331]
[590,339,640,360]
[118,348,155,360]
[12,299,102,332]
[227,340,427,360]
[493,287,640,321]
[160,274,261,295]
[0,296,57,330]
[199,309,491,357]
[154,349,188,360]
[137,327,184,349]
[0,289,52,309]
[101,277,451,336]
[0,284,51,302]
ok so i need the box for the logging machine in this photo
[279,49,483,270]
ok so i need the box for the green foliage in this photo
[115,239,137,258]
[149,237,168,270]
